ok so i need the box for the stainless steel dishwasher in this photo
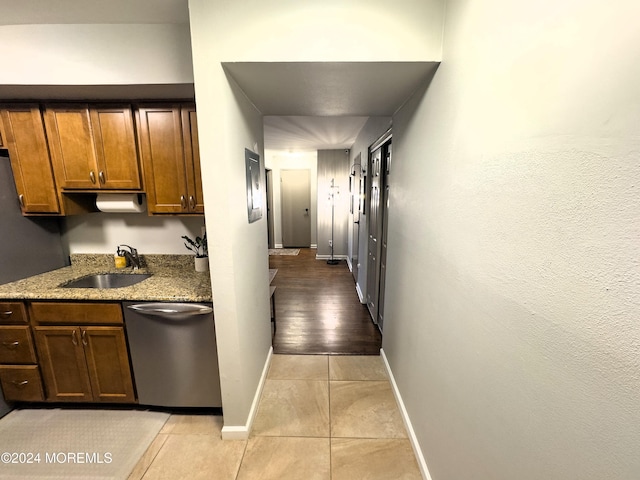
[123,302,222,408]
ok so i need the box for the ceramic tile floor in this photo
[129,354,422,480]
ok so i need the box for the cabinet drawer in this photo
[0,302,28,324]
[0,327,37,364]
[0,365,45,402]
[29,302,123,325]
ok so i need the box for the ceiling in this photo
[226,62,438,150]
[264,116,370,151]
[0,2,439,151]
[224,62,437,117]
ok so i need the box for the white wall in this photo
[62,214,205,254]
[385,0,640,479]
[188,0,444,434]
[265,150,318,248]
[0,24,193,85]
[197,0,444,62]
[317,149,350,258]
[189,4,272,432]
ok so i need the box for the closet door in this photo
[366,146,382,322]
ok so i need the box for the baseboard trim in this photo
[355,283,365,303]
[315,254,348,260]
[221,346,273,440]
[380,348,433,480]
[310,244,317,249]
[274,244,283,249]
[346,256,353,271]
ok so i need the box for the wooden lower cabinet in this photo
[33,326,135,403]
[0,301,44,402]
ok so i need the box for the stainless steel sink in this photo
[62,273,152,289]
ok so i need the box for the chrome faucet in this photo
[117,245,141,271]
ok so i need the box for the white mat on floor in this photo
[0,408,169,479]
[268,248,300,256]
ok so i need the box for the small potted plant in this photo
[182,233,208,272]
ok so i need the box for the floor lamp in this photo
[327,178,340,265]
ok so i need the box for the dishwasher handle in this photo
[126,303,213,318]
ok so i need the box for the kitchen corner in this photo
[0,253,219,410]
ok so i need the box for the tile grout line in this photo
[327,354,333,480]
[128,431,169,480]
[233,435,250,480]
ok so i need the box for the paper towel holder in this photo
[95,193,147,213]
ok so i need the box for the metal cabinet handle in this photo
[0,311,12,318]
[81,330,88,346]
[126,303,213,318]
[18,195,24,208]
[189,195,196,210]
[180,195,187,210]
[11,380,28,388]
[98,171,105,185]
[2,341,19,350]
[89,171,96,184]
[71,329,78,346]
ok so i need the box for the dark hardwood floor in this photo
[270,248,382,355]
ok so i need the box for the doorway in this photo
[280,169,311,248]
[266,169,275,249]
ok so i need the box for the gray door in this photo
[377,144,391,331]
[366,135,391,332]
[366,147,382,322]
[351,154,362,282]
[280,169,311,247]
[266,169,275,248]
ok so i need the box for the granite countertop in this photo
[0,254,212,303]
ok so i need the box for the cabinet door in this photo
[90,105,141,190]
[82,327,135,403]
[182,105,205,214]
[45,104,99,189]
[33,326,93,402]
[0,115,5,147]
[137,105,189,214]
[0,105,60,214]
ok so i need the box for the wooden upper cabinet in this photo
[182,105,204,214]
[44,104,141,190]
[0,105,61,214]
[90,105,141,189]
[137,103,203,214]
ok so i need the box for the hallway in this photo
[269,248,381,355]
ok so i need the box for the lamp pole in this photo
[327,178,340,265]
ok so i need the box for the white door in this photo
[280,169,311,247]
